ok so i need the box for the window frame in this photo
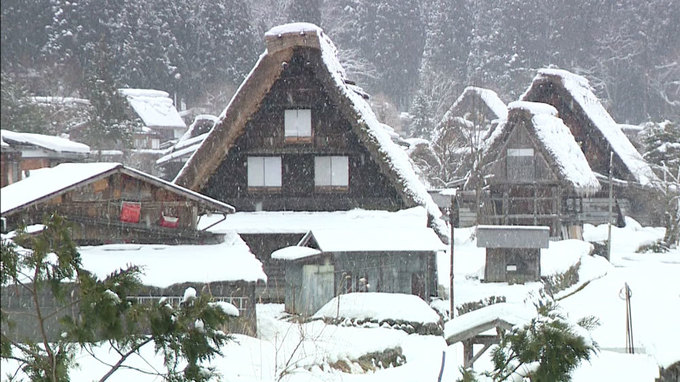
[506,147,535,181]
[247,156,282,191]
[284,109,313,143]
[314,155,349,191]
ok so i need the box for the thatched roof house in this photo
[481,101,600,237]
[521,69,657,187]
[174,22,446,240]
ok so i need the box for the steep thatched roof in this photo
[484,101,601,195]
[174,23,446,239]
[521,69,657,187]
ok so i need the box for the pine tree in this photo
[1,214,234,381]
[484,301,598,382]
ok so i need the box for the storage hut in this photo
[272,227,445,316]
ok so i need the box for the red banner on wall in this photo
[120,202,141,223]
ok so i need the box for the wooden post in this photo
[607,151,613,261]
[450,194,455,319]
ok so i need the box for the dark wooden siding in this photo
[200,48,406,212]
[4,172,227,245]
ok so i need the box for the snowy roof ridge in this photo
[522,69,657,186]
[174,23,447,241]
[1,129,90,153]
[119,88,186,129]
[1,162,234,215]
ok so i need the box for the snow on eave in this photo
[1,129,90,154]
[119,88,186,129]
[522,69,658,187]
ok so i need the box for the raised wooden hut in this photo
[481,101,601,238]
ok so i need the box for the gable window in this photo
[314,156,349,190]
[284,109,312,142]
[247,156,282,189]
[507,148,535,181]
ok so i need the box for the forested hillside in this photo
[2,0,678,130]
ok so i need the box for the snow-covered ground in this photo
[2,219,678,381]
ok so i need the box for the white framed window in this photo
[247,156,282,188]
[507,148,534,180]
[315,156,349,188]
[284,109,312,141]
[151,139,160,150]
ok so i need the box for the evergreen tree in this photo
[483,301,598,382]
[641,121,680,247]
[286,0,321,26]
[80,42,139,150]
[0,73,50,134]
[1,214,234,381]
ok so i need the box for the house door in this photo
[301,264,335,315]
[411,272,426,300]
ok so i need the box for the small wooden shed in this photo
[272,227,445,316]
[1,162,233,244]
[476,225,550,283]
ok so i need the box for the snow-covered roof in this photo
[29,96,91,107]
[271,246,322,261]
[451,86,508,121]
[313,292,441,324]
[484,102,601,195]
[1,162,234,215]
[521,69,657,186]
[78,231,265,286]
[200,207,431,235]
[303,227,446,253]
[118,88,186,129]
[174,23,447,241]
[264,22,322,37]
[1,129,90,153]
[444,303,535,344]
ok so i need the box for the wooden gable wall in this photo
[201,47,406,212]
[5,172,210,244]
[487,122,558,186]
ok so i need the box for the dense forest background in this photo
[1,0,678,135]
